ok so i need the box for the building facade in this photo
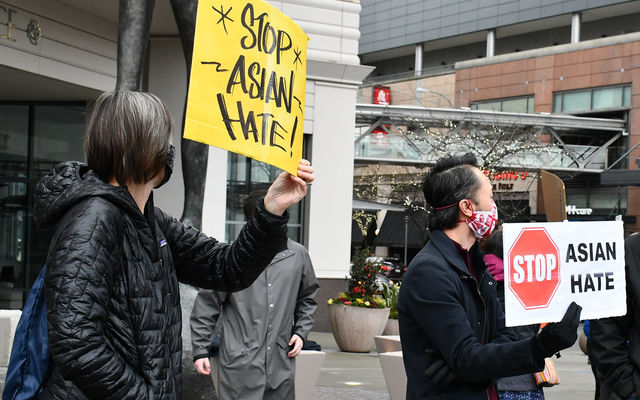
[357,0,640,236]
[0,0,372,312]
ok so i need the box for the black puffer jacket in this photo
[34,161,288,399]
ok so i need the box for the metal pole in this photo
[404,214,409,266]
[415,44,423,105]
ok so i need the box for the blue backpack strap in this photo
[3,265,51,400]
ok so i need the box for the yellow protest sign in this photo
[184,0,308,175]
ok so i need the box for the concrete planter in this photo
[383,318,399,335]
[328,304,390,353]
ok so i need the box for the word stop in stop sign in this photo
[508,227,561,309]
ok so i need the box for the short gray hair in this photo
[84,91,173,185]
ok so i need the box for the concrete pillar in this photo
[414,43,423,77]
[0,310,22,367]
[571,13,581,43]
[486,29,495,57]
[415,44,423,104]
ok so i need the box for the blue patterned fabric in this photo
[498,389,545,400]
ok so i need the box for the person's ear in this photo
[459,199,475,218]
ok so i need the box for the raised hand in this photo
[534,301,582,358]
[263,160,314,216]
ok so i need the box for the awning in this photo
[373,210,429,248]
[353,199,406,211]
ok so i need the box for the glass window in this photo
[553,94,562,113]
[0,105,29,308]
[226,153,304,243]
[553,85,631,113]
[562,91,591,112]
[474,101,501,111]
[0,103,86,309]
[624,86,632,107]
[470,96,534,114]
[502,98,529,113]
[592,87,623,110]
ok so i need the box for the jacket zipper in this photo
[459,273,488,344]
[476,275,491,400]
[475,277,488,345]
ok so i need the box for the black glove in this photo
[424,349,456,390]
[533,301,582,358]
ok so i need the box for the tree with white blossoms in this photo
[353,116,567,223]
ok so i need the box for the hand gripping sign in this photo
[184,0,309,175]
[503,221,626,327]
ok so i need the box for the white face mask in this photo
[465,200,498,239]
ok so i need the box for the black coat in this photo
[33,162,288,399]
[590,233,640,399]
[398,230,545,399]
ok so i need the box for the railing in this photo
[354,133,618,172]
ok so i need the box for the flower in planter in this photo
[329,247,386,309]
[379,280,401,319]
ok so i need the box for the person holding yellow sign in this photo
[33,90,313,399]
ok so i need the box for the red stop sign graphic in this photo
[508,227,561,309]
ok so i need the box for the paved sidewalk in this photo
[308,331,390,399]
[0,332,596,399]
[308,331,596,400]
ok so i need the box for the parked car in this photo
[379,256,406,282]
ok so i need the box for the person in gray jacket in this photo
[190,191,319,399]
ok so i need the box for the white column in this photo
[414,44,423,77]
[571,12,581,44]
[201,148,228,239]
[148,37,227,239]
[307,81,358,278]
[486,29,496,57]
[148,38,186,219]
[415,44,423,105]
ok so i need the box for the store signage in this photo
[483,170,528,180]
[0,4,41,45]
[0,5,16,41]
[566,205,593,215]
[184,0,308,175]
[503,221,625,326]
[373,85,391,105]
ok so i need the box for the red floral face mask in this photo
[465,200,498,239]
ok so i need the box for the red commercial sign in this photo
[373,85,391,105]
[507,227,561,309]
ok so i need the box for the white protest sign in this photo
[503,221,625,327]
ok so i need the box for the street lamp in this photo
[416,87,454,108]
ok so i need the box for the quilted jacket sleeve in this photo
[156,199,288,292]
[45,199,150,399]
